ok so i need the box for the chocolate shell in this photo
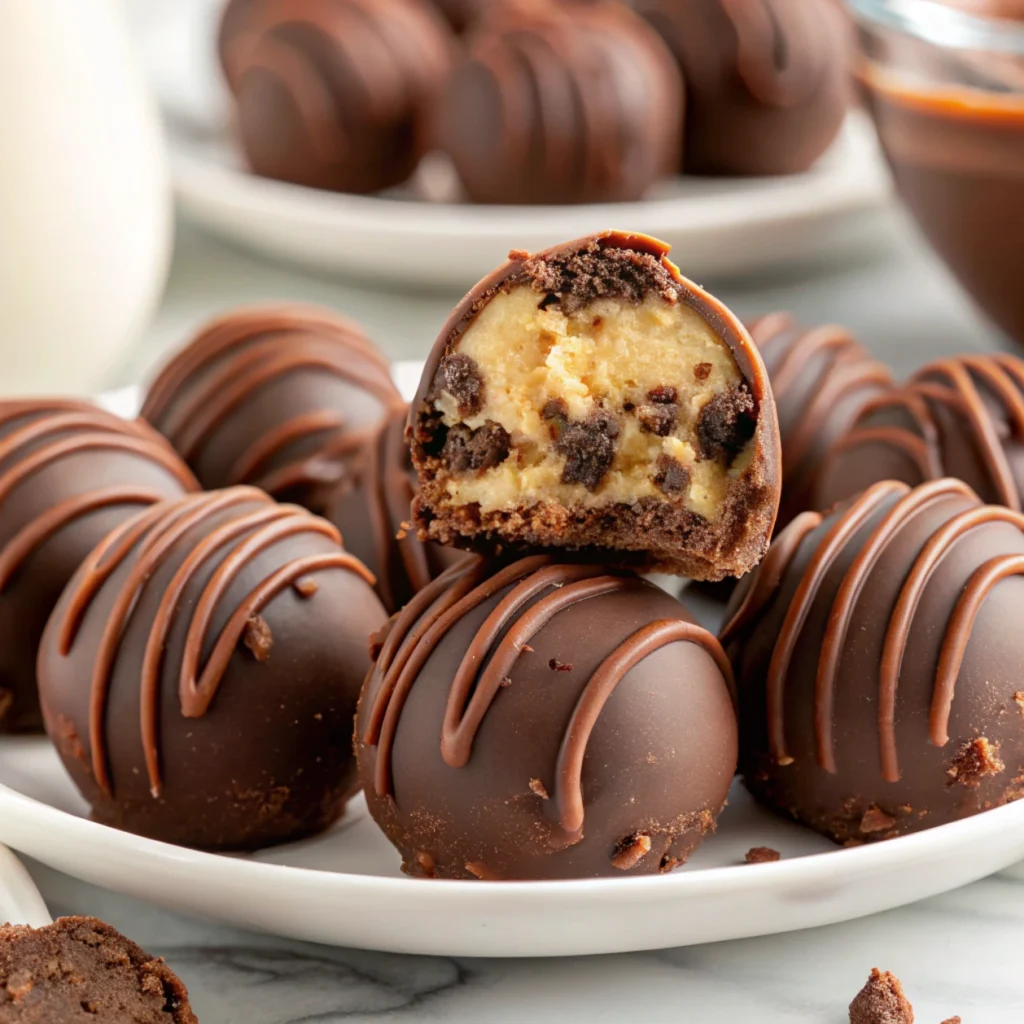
[0,401,197,733]
[723,478,1024,844]
[38,487,387,850]
[356,555,738,879]
[141,304,404,514]
[634,0,849,175]
[218,0,455,194]
[437,0,683,204]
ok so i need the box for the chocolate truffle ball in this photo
[218,0,455,194]
[815,354,1024,515]
[409,231,781,580]
[141,304,404,514]
[324,404,466,613]
[39,487,387,850]
[634,0,849,175]
[356,554,738,879]
[749,312,893,529]
[723,478,1024,844]
[0,401,197,734]
[437,0,683,204]
[0,917,197,1023]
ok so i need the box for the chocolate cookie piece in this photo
[634,0,849,176]
[218,0,455,194]
[356,555,737,879]
[38,487,386,850]
[724,478,1024,844]
[816,353,1024,514]
[849,969,914,1024]
[0,402,197,734]
[0,917,196,1023]
[749,312,894,529]
[324,405,466,613]
[437,0,682,205]
[409,232,781,580]
[141,304,403,514]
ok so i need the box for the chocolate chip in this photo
[647,385,678,404]
[434,353,485,417]
[693,362,712,382]
[654,455,690,495]
[697,384,756,463]
[555,410,620,491]
[442,422,512,473]
[638,397,679,437]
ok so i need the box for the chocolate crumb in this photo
[849,969,914,1024]
[529,778,550,800]
[293,578,319,598]
[745,846,780,864]
[549,658,573,672]
[499,676,513,688]
[416,851,436,877]
[859,806,897,834]
[435,353,485,416]
[1014,691,1024,714]
[659,854,682,873]
[697,384,756,463]
[442,421,512,473]
[465,861,500,880]
[654,454,691,495]
[555,410,620,491]
[693,362,712,382]
[947,737,1004,788]
[243,615,273,662]
[611,832,652,871]
[940,1018,961,1023]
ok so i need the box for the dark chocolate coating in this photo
[38,487,387,851]
[324,404,466,613]
[723,478,1024,844]
[437,0,683,204]
[634,0,849,175]
[356,555,738,879]
[218,0,455,194]
[141,304,404,515]
[0,402,197,734]
[815,354,1024,515]
[749,312,893,529]
[410,231,782,580]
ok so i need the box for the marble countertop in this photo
[48,216,1013,1023]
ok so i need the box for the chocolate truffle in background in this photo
[356,555,737,880]
[633,0,849,176]
[723,478,1024,845]
[429,0,493,32]
[409,231,781,581]
[815,353,1024,514]
[141,304,404,515]
[218,0,455,194]
[437,0,682,204]
[39,487,386,851]
[325,404,466,614]
[0,917,197,1023]
[749,312,893,530]
[0,402,197,734]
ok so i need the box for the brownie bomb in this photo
[218,0,455,194]
[0,402,197,733]
[723,478,1024,844]
[142,304,404,514]
[634,0,849,175]
[438,0,682,204]
[38,487,386,850]
[409,232,781,580]
[356,554,738,879]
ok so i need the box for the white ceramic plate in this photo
[0,843,51,928]
[170,112,892,291]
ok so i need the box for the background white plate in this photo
[170,112,892,292]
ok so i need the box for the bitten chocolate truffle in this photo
[437,0,682,205]
[324,404,466,613]
[634,0,849,175]
[218,0,455,194]
[356,555,738,879]
[0,402,197,734]
[749,312,893,529]
[38,487,386,850]
[815,353,1024,514]
[141,304,404,514]
[723,478,1024,844]
[0,917,196,1023]
[409,232,781,580]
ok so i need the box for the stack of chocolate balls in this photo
[217,0,851,203]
